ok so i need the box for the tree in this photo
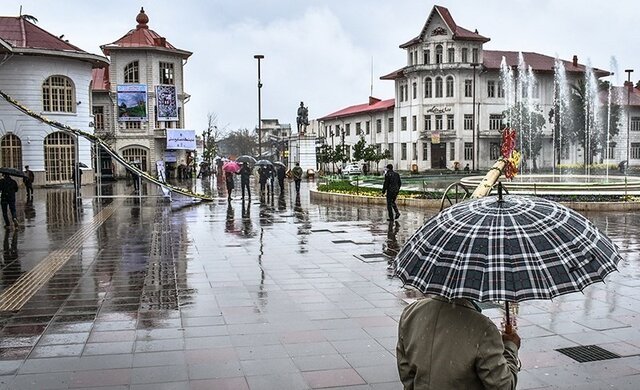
[333,144,349,167]
[221,129,256,156]
[352,137,367,162]
[370,148,391,173]
[202,112,226,165]
[316,144,334,173]
[503,102,545,171]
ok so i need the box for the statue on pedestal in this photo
[296,101,309,135]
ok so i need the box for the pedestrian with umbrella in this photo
[224,171,234,201]
[0,171,19,229]
[394,183,622,389]
[239,162,251,200]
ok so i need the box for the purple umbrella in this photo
[223,161,241,173]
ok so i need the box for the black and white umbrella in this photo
[396,191,622,305]
[236,155,257,165]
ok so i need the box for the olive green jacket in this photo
[397,297,519,390]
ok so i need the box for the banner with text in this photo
[156,85,178,121]
[117,84,147,121]
[166,129,196,150]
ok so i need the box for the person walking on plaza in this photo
[0,173,19,229]
[382,164,401,221]
[23,165,34,199]
[239,162,251,200]
[257,165,268,199]
[292,162,303,194]
[276,164,286,193]
[397,297,521,389]
[225,171,234,201]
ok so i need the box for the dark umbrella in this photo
[0,167,27,178]
[236,155,257,165]
[273,161,286,168]
[395,186,622,329]
[77,162,89,168]
[256,159,273,166]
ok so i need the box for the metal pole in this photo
[254,54,264,157]
[471,63,479,171]
[625,69,634,175]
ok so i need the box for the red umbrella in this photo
[222,161,241,173]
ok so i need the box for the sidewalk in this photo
[0,181,639,389]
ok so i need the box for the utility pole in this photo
[625,69,634,175]
[471,63,480,171]
[254,54,264,157]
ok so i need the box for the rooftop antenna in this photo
[370,56,374,97]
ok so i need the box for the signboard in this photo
[431,131,440,144]
[425,106,452,114]
[117,84,147,121]
[156,85,178,121]
[164,150,177,162]
[166,129,196,150]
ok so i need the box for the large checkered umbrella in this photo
[396,193,622,303]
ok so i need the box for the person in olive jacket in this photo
[381,164,401,220]
[397,297,521,390]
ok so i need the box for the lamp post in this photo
[470,63,480,171]
[625,69,634,175]
[254,54,264,157]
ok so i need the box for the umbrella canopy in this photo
[236,155,257,165]
[222,161,241,173]
[256,159,273,166]
[273,161,286,168]
[396,193,622,303]
[0,167,27,178]
[77,162,89,168]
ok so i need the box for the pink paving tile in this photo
[302,368,366,388]
[190,376,249,390]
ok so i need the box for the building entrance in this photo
[431,143,446,169]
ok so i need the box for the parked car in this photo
[342,163,362,175]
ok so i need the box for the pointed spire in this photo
[136,7,149,29]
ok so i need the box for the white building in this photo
[92,7,192,178]
[318,5,614,172]
[0,15,108,185]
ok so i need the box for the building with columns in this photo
[92,7,192,178]
[318,5,620,172]
[0,14,108,185]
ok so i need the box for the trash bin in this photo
[411,164,418,173]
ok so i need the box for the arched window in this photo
[42,76,75,113]
[435,77,443,98]
[44,132,75,183]
[0,134,22,169]
[435,45,443,64]
[446,76,454,97]
[121,146,148,172]
[124,61,139,83]
[424,77,432,98]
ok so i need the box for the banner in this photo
[166,129,196,150]
[156,85,178,121]
[431,131,440,144]
[117,84,147,121]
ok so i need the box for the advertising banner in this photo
[166,129,196,150]
[156,85,178,121]
[117,84,147,121]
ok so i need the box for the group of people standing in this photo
[223,162,304,202]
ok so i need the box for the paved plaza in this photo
[0,180,640,389]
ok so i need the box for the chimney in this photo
[572,55,578,67]
[368,96,381,105]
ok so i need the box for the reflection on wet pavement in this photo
[0,180,639,389]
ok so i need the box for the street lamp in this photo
[254,54,264,157]
[470,62,480,171]
[625,69,634,175]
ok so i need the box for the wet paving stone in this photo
[0,183,639,388]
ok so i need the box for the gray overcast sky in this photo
[1,0,638,135]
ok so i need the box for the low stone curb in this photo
[310,189,640,212]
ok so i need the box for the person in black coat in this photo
[239,162,252,200]
[257,165,268,197]
[382,164,402,221]
[276,164,286,193]
[0,173,19,228]
[225,171,234,201]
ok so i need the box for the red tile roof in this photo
[609,86,640,107]
[483,50,610,77]
[400,5,490,48]
[318,97,395,121]
[380,52,609,81]
[91,68,110,91]
[101,8,191,58]
[0,16,84,51]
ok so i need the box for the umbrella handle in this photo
[504,301,512,334]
